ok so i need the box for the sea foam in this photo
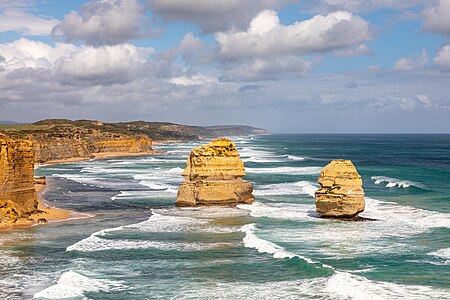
[254,181,317,197]
[66,210,231,253]
[33,270,125,299]
[240,223,316,264]
[258,197,450,259]
[325,271,450,300]
[246,166,322,175]
[286,155,306,161]
[238,201,317,221]
[428,248,450,265]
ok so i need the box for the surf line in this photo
[240,223,334,270]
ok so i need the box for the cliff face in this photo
[0,133,38,224]
[315,160,365,218]
[94,137,152,153]
[4,120,153,163]
[177,138,254,206]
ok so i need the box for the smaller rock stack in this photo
[315,160,365,218]
[176,138,254,206]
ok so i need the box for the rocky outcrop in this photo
[315,160,365,218]
[176,138,254,206]
[0,133,38,224]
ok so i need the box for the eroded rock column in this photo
[176,138,254,206]
[315,160,365,218]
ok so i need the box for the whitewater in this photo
[0,134,448,299]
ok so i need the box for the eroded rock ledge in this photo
[315,160,365,218]
[176,138,254,206]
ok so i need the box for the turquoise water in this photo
[1,134,449,299]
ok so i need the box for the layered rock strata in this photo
[315,160,365,218]
[0,133,38,224]
[6,121,154,163]
[176,138,254,206]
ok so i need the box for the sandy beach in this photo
[35,150,162,167]
[0,181,90,232]
[2,144,177,231]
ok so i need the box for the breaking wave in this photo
[33,270,125,299]
[238,201,317,221]
[428,248,450,265]
[246,166,322,175]
[175,272,450,300]
[240,223,320,265]
[254,181,317,197]
[287,155,306,161]
[66,210,234,253]
[371,176,422,189]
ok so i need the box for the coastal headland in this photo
[0,119,268,229]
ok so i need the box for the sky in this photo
[0,0,450,133]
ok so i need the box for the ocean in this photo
[1,134,449,299]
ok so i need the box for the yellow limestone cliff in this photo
[0,133,39,224]
[33,134,153,163]
[176,138,255,206]
[315,160,365,218]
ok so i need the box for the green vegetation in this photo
[0,119,269,141]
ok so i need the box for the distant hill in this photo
[0,119,269,142]
[205,125,270,137]
[0,120,20,125]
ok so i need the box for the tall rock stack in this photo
[315,160,365,218]
[0,133,38,223]
[176,138,255,206]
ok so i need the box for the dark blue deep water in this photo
[1,134,449,299]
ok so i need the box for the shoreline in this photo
[2,143,184,231]
[35,139,192,167]
[0,182,91,232]
[2,140,189,231]
[35,150,162,167]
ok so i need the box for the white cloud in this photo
[147,0,280,33]
[56,44,151,84]
[417,95,434,108]
[169,74,217,86]
[53,0,147,45]
[0,38,154,84]
[423,0,450,37]
[299,0,425,13]
[176,33,213,64]
[0,6,58,35]
[221,57,312,81]
[335,44,371,57]
[433,44,450,71]
[393,49,428,71]
[216,10,372,60]
[397,97,417,112]
[0,38,76,69]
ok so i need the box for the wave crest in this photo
[33,270,125,299]
[371,176,422,189]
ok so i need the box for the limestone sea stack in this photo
[315,160,365,218]
[176,138,255,206]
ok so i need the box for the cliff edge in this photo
[176,138,254,206]
[0,133,38,224]
[2,120,153,163]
